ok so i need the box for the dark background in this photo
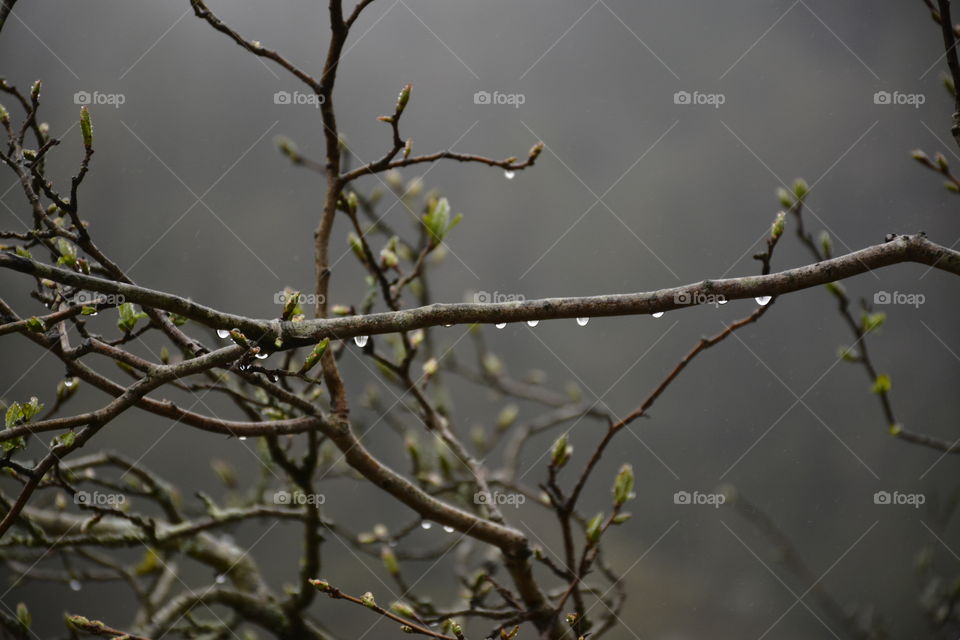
[1,1,958,638]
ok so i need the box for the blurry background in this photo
[1,1,959,638]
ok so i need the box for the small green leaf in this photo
[391,601,416,618]
[16,602,30,630]
[819,231,832,258]
[496,404,519,431]
[776,187,793,209]
[862,312,886,333]
[395,83,411,114]
[585,512,604,544]
[770,211,786,240]
[24,316,46,333]
[871,374,891,394]
[299,338,331,375]
[381,546,399,575]
[5,402,23,429]
[54,431,76,448]
[613,463,634,507]
[79,106,93,149]
[117,303,147,333]
[551,433,571,468]
[792,178,809,200]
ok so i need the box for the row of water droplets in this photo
[218,295,772,354]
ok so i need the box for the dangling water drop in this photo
[443,525,455,533]
[504,170,515,180]
[420,521,433,530]
[755,296,772,306]
[255,352,269,360]
[63,378,75,388]
[69,579,82,591]
[527,320,539,327]
[652,311,664,318]
[718,298,728,305]
[217,329,230,339]
[268,373,279,383]
[239,436,247,441]
[495,322,507,329]
[215,574,227,584]
[354,335,369,347]
[576,317,589,327]
[444,324,453,328]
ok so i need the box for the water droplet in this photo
[255,352,269,360]
[444,323,453,327]
[443,525,455,533]
[217,329,230,339]
[652,311,664,318]
[63,378,75,388]
[215,574,227,584]
[504,170,515,180]
[576,317,589,326]
[718,298,728,305]
[238,436,247,441]
[268,373,279,383]
[495,322,507,329]
[755,296,772,306]
[420,521,433,530]
[527,320,539,327]
[69,579,82,591]
[354,335,369,347]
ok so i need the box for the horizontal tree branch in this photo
[3,234,958,348]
